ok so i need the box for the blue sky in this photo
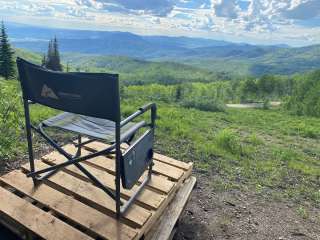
[0,0,320,46]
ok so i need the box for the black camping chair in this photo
[17,58,157,218]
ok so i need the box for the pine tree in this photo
[45,40,54,70]
[52,36,62,71]
[45,36,62,71]
[175,85,183,102]
[0,22,15,79]
[41,54,46,67]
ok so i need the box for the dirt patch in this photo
[226,102,281,109]
[0,134,72,176]
[175,172,320,240]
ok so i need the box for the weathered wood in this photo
[0,187,92,240]
[0,140,195,240]
[146,176,196,240]
[0,170,138,240]
[42,154,166,210]
[21,161,151,228]
[77,141,186,181]
[43,144,175,194]
[81,140,192,171]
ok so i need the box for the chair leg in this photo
[120,162,153,215]
[23,100,37,185]
[76,135,82,157]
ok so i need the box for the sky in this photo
[0,0,320,46]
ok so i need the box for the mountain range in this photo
[7,22,320,76]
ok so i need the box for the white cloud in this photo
[0,0,320,46]
[213,0,240,19]
[283,0,320,19]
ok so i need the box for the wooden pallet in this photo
[0,140,195,240]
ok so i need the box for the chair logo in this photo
[41,84,59,100]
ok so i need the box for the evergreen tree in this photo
[45,36,62,71]
[0,22,15,79]
[41,54,46,67]
[175,84,183,102]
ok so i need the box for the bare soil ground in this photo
[226,102,281,109]
[175,171,320,240]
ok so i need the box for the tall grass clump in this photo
[214,129,243,156]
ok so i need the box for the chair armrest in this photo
[120,121,146,143]
[120,102,157,128]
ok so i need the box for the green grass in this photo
[121,101,320,205]
[0,77,319,207]
[29,99,320,205]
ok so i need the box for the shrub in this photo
[214,129,242,155]
[285,70,320,117]
[262,99,271,110]
[180,97,225,112]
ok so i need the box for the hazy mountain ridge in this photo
[8,22,320,76]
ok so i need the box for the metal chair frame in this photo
[18,58,157,218]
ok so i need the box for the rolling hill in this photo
[8,22,320,76]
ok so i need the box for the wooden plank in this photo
[21,161,151,228]
[71,143,184,181]
[42,154,166,210]
[135,166,193,239]
[152,161,183,181]
[81,140,193,171]
[146,176,196,240]
[43,145,175,194]
[152,153,192,171]
[0,187,92,240]
[0,170,138,240]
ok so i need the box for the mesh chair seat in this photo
[43,112,141,142]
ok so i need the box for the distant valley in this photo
[8,22,320,76]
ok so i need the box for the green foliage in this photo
[241,78,258,101]
[214,129,243,155]
[248,134,264,146]
[0,22,15,79]
[0,80,24,158]
[181,97,225,112]
[14,48,42,64]
[285,70,320,117]
[62,53,220,85]
[262,99,271,110]
[0,46,319,208]
[257,75,276,97]
[181,45,320,76]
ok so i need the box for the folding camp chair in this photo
[17,58,157,218]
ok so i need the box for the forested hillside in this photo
[8,23,320,76]
[14,48,320,116]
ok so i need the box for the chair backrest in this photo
[17,58,120,122]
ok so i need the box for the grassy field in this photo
[0,77,320,236]
[122,100,320,206]
[1,79,319,215]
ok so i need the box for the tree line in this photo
[0,22,63,80]
[41,36,62,71]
